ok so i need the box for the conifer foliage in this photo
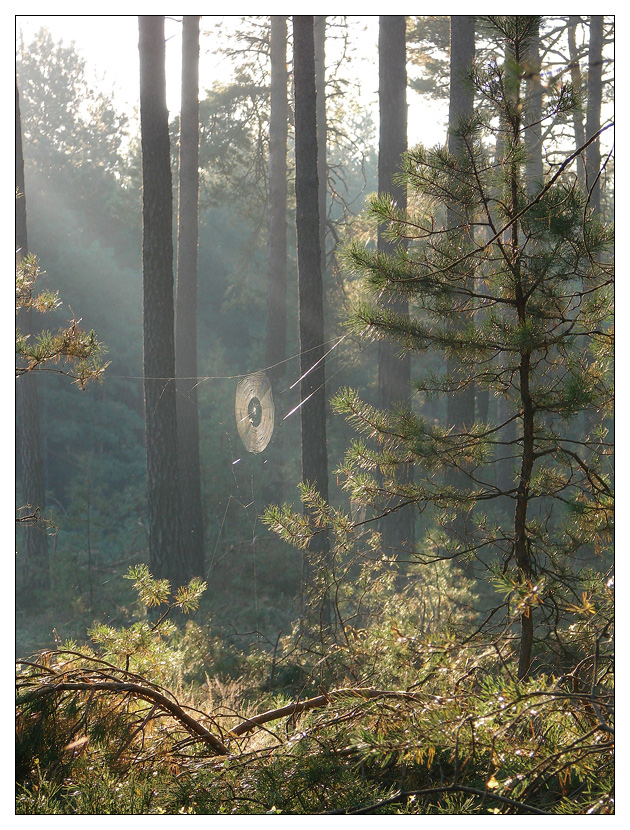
[335,15,613,678]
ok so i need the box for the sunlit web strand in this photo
[106,335,349,386]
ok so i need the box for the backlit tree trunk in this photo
[293,15,330,603]
[139,15,187,587]
[176,15,205,578]
[377,16,414,559]
[524,18,543,194]
[263,16,289,507]
[445,15,476,440]
[567,16,586,190]
[585,15,604,215]
[265,15,289,387]
[16,77,49,594]
[314,15,327,278]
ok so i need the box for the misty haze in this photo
[16,15,614,816]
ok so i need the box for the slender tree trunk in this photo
[16,78,49,594]
[567,16,586,190]
[444,16,476,564]
[585,15,604,214]
[265,16,289,387]
[176,15,205,578]
[445,15,475,437]
[293,16,330,605]
[583,15,605,444]
[263,15,289,507]
[314,16,327,278]
[524,18,543,194]
[495,36,517,504]
[139,15,187,587]
[508,33,535,680]
[377,16,414,559]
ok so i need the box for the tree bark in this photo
[16,77,49,594]
[524,18,543,195]
[567,16,586,190]
[265,15,289,387]
[139,15,187,587]
[293,16,330,596]
[262,16,289,508]
[585,15,604,215]
[445,15,476,437]
[377,16,414,559]
[444,16,476,560]
[176,15,205,579]
[314,16,327,277]
[509,31,535,680]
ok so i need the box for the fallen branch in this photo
[19,679,229,756]
[230,688,423,738]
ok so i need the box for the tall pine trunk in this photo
[583,15,605,445]
[263,15,289,507]
[314,16,327,278]
[445,15,476,437]
[16,77,49,594]
[176,15,205,578]
[139,15,187,587]
[444,16,476,561]
[585,15,604,215]
[568,16,586,190]
[508,27,538,680]
[377,16,414,559]
[293,15,330,610]
[524,18,543,194]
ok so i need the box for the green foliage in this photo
[16,252,108,388]
[16,556,613,814]
[15,15,613,816]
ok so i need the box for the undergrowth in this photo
[15,564,614,815]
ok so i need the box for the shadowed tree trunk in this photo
[139,15,187,588]
[314,15,327,278]
[377,16,414,560]
[583,15,605,445]
[443,16,476,567]
[16,77,49,594]
[585,15,604,215]
[445,15,476,442]
[524,18,543,194]
[175,15,205,578]
[568,16,586,190]
[293,15,330,607]
[263,15,289,507]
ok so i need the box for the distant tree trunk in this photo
[16,78,49,594]
[523,18,543,195]
[293,15,330,600]
[139,15,187,588]
[444,15,476,561]
[263,15,289,507]
[583,15,604,444]
[585,15,604,215]
[567,16,586,190]
[175,15,205,578]
[314,16,327,277]
[377,16,414,559]
[265,15,289,388]
[445,15,476,441]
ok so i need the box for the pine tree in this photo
[139,15,188,588]
[16,77,49,594]
[293,15,331,616]
[175,15,205,579]
[376,15,414,560]
[337,15,613,679]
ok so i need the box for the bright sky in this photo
[15,14,448,149]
